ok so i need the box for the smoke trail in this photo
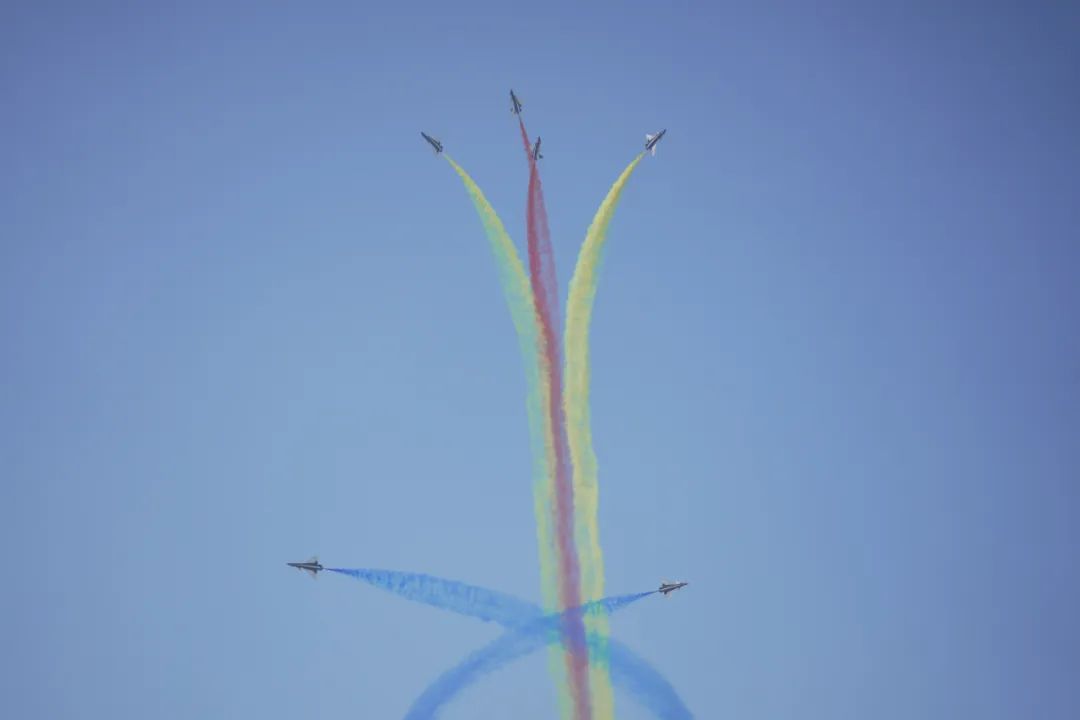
[331,568,693,718]
[606,638,694,720]
[443,155,587,716]
[518,119,561,342]
[563,153,647,710]
[405,593,651,719]
[326,568,533,626]
[516,120,597,718]
[407,636,691,720]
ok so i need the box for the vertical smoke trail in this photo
[518,119,561,341]
[515,122,574,720]
[404,593,653,720]
[516,120,597,719]
[563,153,647,711]
[443,156,589,719]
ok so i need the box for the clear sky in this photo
[3,1,1078,718]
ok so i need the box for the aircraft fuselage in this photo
[658,581,688,595]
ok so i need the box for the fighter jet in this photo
[510,89,524,115]
[532,136,543,160]
[658,580,688,596]
[645,129,667,156]
[420,132,443,155]
[287,556,324,578]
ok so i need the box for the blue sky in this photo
[3,1,1078,718]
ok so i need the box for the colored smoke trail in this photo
[331,567,692,718]
[326,568,531,626]
[563,153,647,713]
[442,153,556,611]
[444,155,588,717]
[518,119,561,342]
[409,633,692,720]
[405,593,652,719]
[517,119,597,718]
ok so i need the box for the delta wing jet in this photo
[658,579,688,596]
[645,129,667,156]
[420,132,443,154]
[288,556,324,578]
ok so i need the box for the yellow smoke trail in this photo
[564,153,646,719]
[444,156,573,719]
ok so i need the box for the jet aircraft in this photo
[645,129,667,156]
[658,580,688,596]
[532,136,543,160]
[510,89,524,115]
[420,132,443,155]
[288,556,324,578]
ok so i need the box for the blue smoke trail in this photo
[330,569,693,718]
[404,593,654,720]
[326,568,534,627]
[606,639,693,720]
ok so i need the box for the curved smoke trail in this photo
[444,155,588,717]
[328,568,691,718]
[563,153,647,711]
[516,119,599,719]
[408,631,691,720]
[405,593,652,719]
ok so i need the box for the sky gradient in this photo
[3,1,1079,718]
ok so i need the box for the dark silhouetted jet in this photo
[658,580,688,596]
[288,556,323,578]
[532,137,543,160]
[420,132,443,155]
[510,89,524,115]
[645,129,667,156]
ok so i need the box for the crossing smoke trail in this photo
[563,153,647,715]
[329,568,691,718]
[516,118,597,719]
[408,617,694,720]
[443,155,588,717]
[405,593,652,719]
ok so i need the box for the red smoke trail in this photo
[519,117,592,720]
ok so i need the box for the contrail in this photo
[562,153,647,716]
[516,119,596,719]
[443,155,589,717]
[404,593,652,719]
